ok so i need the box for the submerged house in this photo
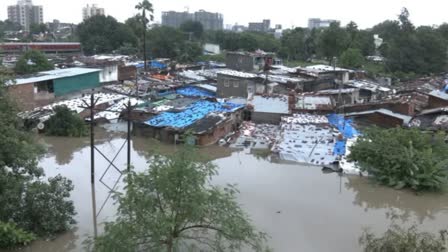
[135,100,244,146]
[7,68,101,110]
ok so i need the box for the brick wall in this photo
[7,83,35,111]
[343,102,415,116]
[428,95,448,109]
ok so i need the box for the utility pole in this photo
[127,98,131,172]
[89,93,98,238]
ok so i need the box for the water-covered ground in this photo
[9,124,448,252]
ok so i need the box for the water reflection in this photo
[345,176,448,224]
[10,127,448,252]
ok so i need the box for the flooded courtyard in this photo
[10,124,448,252]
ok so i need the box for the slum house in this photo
[248,95,290,124]
[7,68,101,110]
[216,70,259,98]
[295,65,352,92]
[225,51,275,72]
[316,88,360,105]
[340,100,416,116]
[409,107,448,131]
[344,80,391,102]
[136,100,244,146]
[294,95,335,114]
[345,109,412,128]
[427,90,448,109]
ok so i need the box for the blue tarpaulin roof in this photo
[145,100,243,129]
[327,114,359,139]
[136,61,167,69]
[176,86,216,98]
[328,114,359,156]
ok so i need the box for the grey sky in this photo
[1,0,447,29]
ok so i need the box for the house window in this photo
[224,81,230,88]
[233,82,239,88]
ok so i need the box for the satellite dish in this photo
[37,122,45,130]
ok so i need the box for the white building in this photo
[308,18,339,29]
[82,4,105,20]
[7,0,43,31]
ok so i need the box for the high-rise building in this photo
[193,10,223,31]
[82,4,105,20]
[7,0,43,32]
[308,18,339,29]
[161,10,223,30]
[248,19,271,32]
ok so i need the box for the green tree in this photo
[77,15,137,55]
[317,22,349,64]
[0,222,36,248]
[15,50,54,74]
[177,41,203,63]
[0,67,76,247]
[340,48,364,68]
[348,127,448,191]
[90,147,268,252]
[147,26,185,59]
[360,220,447,252]
[280,28,308,61]
[29,23,48,35]
[45,105,88,137]
[180,20,204,40]
[135,0,154,72]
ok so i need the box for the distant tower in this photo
[82,4,105,21]
[7,0,43,31]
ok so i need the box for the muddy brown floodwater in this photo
[6,124,448,252]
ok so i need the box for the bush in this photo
[0,221,36,248]
[348,127,448,191]
[14,50,54,75]
[45,106,88,137]
[360,223,447,252]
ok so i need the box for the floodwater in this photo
[7,123,448,252]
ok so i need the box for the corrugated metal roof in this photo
[345,109,412,124]
[218,70,258,79]
[429,90,448,101]
[11,68,102,85]
[296,96,333,110]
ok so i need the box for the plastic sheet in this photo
[146,100,243,129]
[176,86,216,98]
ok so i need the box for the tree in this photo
[29,23,48,35]
[360,219,447,252]
[280,28,308,61]
[177,41,203,63]
[45,105,88,137]
[15,50,54,74]
[317,22,349,64]
[77,15,137,55]
[0,67,76,247]
[180,20,204,40]
[348,127,448,191]
[340,48,364,68]
[135,0,154,72]
[90,147,268,252]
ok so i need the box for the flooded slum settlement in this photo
[4,51,448,251]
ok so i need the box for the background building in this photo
[82,4,105,20]
[308,18,339,29]
[161,10,223,30]
[7,0,43,32]
[248,19,270,32]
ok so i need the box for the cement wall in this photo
[226,53,255,72]
[251,112,287,124]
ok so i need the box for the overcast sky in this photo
[1,0,447,29]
